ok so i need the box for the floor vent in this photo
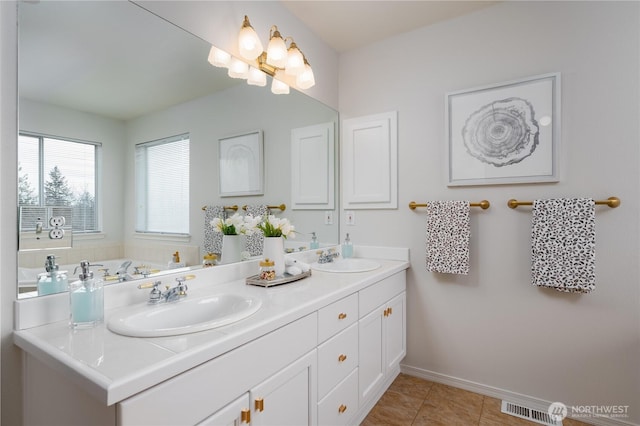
[501,401,563,426]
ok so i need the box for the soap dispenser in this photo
[37,254,68,296]
[342,233,353,259]
[310,232,320,249]
[69,260,104,328]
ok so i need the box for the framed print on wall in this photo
[219,130,264,197]
[446,73,560,186]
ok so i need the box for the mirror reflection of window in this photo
[18,133,100,233]
[135,134,190,235]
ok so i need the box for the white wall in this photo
[339,1,639,423]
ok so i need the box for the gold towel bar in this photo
[242,204,287,212]
[201,205,239,211]
[409,200,490,210]
[507,196,621,209]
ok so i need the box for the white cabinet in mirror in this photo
[16,1,339,298]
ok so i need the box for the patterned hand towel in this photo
[203,205,225,255]
[244,204,268,256]
[425,201,470,275]
[531,198,596,293]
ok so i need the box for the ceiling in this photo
[18,1,499,121]
[280,1,499,53]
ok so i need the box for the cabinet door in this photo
[358,307,384,405]
[384,292,406,372]
[251,350,317,426]
[198,394,250,426]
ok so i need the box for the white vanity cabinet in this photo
[358,272,406,406]
[117,313,318,425]
[316,293,359,425]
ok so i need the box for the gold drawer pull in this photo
[383,308,389,317]
[388,307,393,315]
[255,398,264,412]
[338,354,347,362]
[338,404,347,413]
[241,408,251,423]
[338,312,347,320]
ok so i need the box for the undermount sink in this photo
[107,293,262,337]
[311,258,381,273]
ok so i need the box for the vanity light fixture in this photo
[206,15,315,94]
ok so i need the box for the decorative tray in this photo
[246,270,312,287]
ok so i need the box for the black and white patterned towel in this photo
[203,205,225,255]
[244,204,268,256]
[531,198,596,293]
[425,200,470,275]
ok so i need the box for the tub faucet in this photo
[116,260,133,282]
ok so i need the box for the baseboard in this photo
[400,364,637,426]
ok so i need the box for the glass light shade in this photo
[296,62,315,89]
[266,34,287,68]
[207,46,231,68]
[247,67,267,86]
[271,78,290,95]
[285,44,305,76]
[227,57,249,79]
[238,26,263,60]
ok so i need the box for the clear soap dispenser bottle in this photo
[310,232,320,249]
[37,254,68,296]
[69,260,104,328]
[342,233,353,259]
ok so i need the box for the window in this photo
[135,134,190,235]
[18,133,100,233]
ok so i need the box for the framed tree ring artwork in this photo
[446,73,560,186]
[218,130,264,197]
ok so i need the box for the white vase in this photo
[262,236,285,277]
[221,234,242,264]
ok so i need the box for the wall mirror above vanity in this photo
[17,1,339,299]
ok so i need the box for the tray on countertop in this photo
[246,270,312,287]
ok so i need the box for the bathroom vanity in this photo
[14,254,408,425]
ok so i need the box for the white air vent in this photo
[501,401,563,426]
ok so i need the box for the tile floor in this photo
[361,373,592,426]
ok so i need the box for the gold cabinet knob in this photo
[255,398,264,412]
[338,404,347,413]
[338,354,347,362]
[338,312,347,320]
[241,409,251,423]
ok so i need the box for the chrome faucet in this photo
[138,276,189,304]
[317,249,339,264]
[116,260,133,282]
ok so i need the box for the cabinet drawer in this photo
[359,271,405,318]
[318,368,358,426]
[318,293,358,343]
[317,322,358,398]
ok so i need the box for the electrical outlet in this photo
[345,211,355,225]
[49,216,66,227]
[324,211,333,225]
[49,228,65,239]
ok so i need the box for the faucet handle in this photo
[137,280,161,290]
[138,281,162,304]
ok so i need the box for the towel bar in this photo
[242,204,286,212]
[507,197,620,209]
[409,200,490,210]
[201,205,239,211]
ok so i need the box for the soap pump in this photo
[342,233,353,259]
[310,232,320,249]
[37,254,68,296]
[69,260,104,328]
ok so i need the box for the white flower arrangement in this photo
[211,213,260,236]
[256,215,296,239]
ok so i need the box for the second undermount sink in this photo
[107,293,262,338]
[311,258,381,273]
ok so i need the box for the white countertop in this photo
[14,257,409,406]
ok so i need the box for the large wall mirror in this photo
[17,1,339,299]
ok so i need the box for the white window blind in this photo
[135,134,190,235]
[18,133,100,232]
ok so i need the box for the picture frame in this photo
[446,73,560,186]
[218,130,264,197]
